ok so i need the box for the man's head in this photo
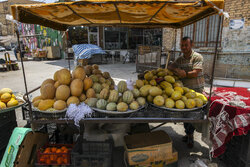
[181,37,193,56]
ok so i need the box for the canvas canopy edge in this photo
[11,0,224,31]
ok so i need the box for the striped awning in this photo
[11,0,224,31]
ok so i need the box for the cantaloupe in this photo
[79,94,86,102]
[32,96,43,103]
[83,77,93,91]
[56,85,70,101]
[41,79,55,88]
[54,81,60,89]
[70,79,84,97]
[72,66,86,80]
[66,96,80,106]
[86,88,96,98]
[40,83,56,99]
[57,69,71,85]
[53,100,67,110]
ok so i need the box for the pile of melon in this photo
[134,68,208,109]
[86,80,146,112]
[0,88,19,109]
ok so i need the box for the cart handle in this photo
[23,86,40,102]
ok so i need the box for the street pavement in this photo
[0,51,225,167]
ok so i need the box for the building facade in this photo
[0,0,42,36]
[162,0,250,80]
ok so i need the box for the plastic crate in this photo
[221,133,250,167]
[0,110,16,126]
[36,144,73,166]
[71,138,113,167]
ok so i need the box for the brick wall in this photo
[223,0,250,27]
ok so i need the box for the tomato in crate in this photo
[37,144,73,166]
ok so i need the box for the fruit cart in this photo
[10,1,249,166]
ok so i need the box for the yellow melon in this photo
[164,75,175,84]
[72,66,86,80]
[70,79,84,97]
[174,87,184,95]
[185,99,196,109]
[66,96,80,106]
[185,92,196,99]
[135,80,144,88]
[56,85,70,101]
[32,96,43,103]
[0,101,6,109]
[40,83,56,99]
[53,100,67,110]
[33,99,42,107]
[1,93,12,103]
[165,98,175,108]
[38,99,55,111]
[165,87,174,96]
[139,85,152,97]
[153,96,165,106]
[149,86,163,97]
[57,69,71,85]
[171,91,182,101]
[175,100,185,109]
[117,102,128,112]
[7,99,19,107]
[194,98,203,107]
[0,88,12,97]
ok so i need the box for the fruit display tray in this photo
[91,105,145,115]
[149,103,208,112]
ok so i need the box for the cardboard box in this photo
[0,128,48,167]
[38,50,47,58]
[14,132,48,167]
[130,149,178,167]
[125,130,173,166]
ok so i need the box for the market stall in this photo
[3,0,248,166]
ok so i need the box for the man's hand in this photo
[174,69,186,78]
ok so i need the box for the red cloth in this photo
[208,87,250,158]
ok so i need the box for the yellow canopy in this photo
[11,0,224,31]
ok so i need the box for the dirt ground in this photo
[0,51,226,167]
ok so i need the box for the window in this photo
[182,15,223,47]
[104,27,128,50]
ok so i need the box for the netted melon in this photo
[123,91,134,104]
[106,102,117,111]
[96,99,107,110]
[136,97,146,106]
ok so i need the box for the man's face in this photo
[180,39,192,55]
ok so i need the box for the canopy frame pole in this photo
[114,4,122,24]
[148,2,167,23]
[207,16,222,116]
[65,5,93,23]
[16,29,33,122]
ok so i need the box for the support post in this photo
[16,29,33,122]
[207,16,222,116]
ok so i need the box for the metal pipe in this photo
[207,16,222,116]
[16,29,33,122]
